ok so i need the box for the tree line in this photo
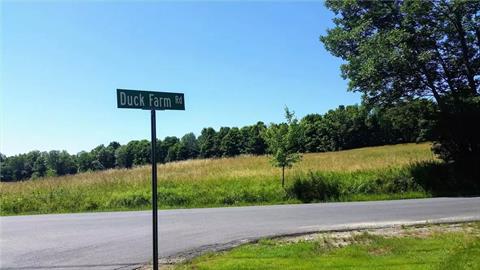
[0,99,436,182]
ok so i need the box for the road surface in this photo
[1,197,480,270]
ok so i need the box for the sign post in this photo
[150,109,158,270]
[117,89,185,270]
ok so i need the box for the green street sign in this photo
[116,87,185,270]
[117,89,185,110]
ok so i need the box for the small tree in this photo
[264,107,303,187]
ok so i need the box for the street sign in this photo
[117,89,185,110]
[117,88,185,270]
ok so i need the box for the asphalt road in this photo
[1,197,480,270]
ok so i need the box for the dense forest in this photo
[0,99,436,181]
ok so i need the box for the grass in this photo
[0,143,436,216]
[176,223,480,270]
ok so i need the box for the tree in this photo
[91,144,116,169]
[45,150,77,176]
[97,147,116,169]
[24,151,43,178]
[115,145,133,168]
[264,108,303,187]
[108,141,121,151]
[322,0,479,104]
[198,128,218,158]
[179,133,200,160]
[77,151,94,172]
[241,122,268,155]
[432,96,480,166]
[59,151,77,175]
[320,105,371,151]
[4,155,27,180]
[239,126,251,154]
[380,99,437,143]
[0,153,13,181]
[300,114,324,153]
[169,133,200,161]
[32,153,47,178]
[162,137,180,162]
[166,143,180,162]
[91,160,105,171]
[216,127,231,157]
[321,0,479,167]
[220,127,242,157]
[128,140,150,166]
[45,151,61,176]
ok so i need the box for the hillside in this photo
[0,143,437,215]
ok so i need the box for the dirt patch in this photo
[279,222,480,248]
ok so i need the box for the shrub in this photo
[432,96,480,178]
[107,191,150,208]
[409,161,480,196]
[289,172,341,202]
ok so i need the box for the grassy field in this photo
[0,143,436,216]
[176,223,480,270]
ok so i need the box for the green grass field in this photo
[0,143,436,216]
[176,223,480,270]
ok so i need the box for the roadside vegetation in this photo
[0,99,436,182]
[2,0,478,218]
[320,0,480,200]
[1,143,436,216]
[176,223,480,270]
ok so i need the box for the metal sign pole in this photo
[151,109,159,270]
[117,89,184,270]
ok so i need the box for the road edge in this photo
[135,215,480,270]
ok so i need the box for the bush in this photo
[409,161,480,196]
[432,96,480,174]
[107,191,150,208]
[345,169,423,195]
[289,172,341,202]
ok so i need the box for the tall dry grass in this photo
[0,143,436,215]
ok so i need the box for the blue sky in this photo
[1,1,360,156]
